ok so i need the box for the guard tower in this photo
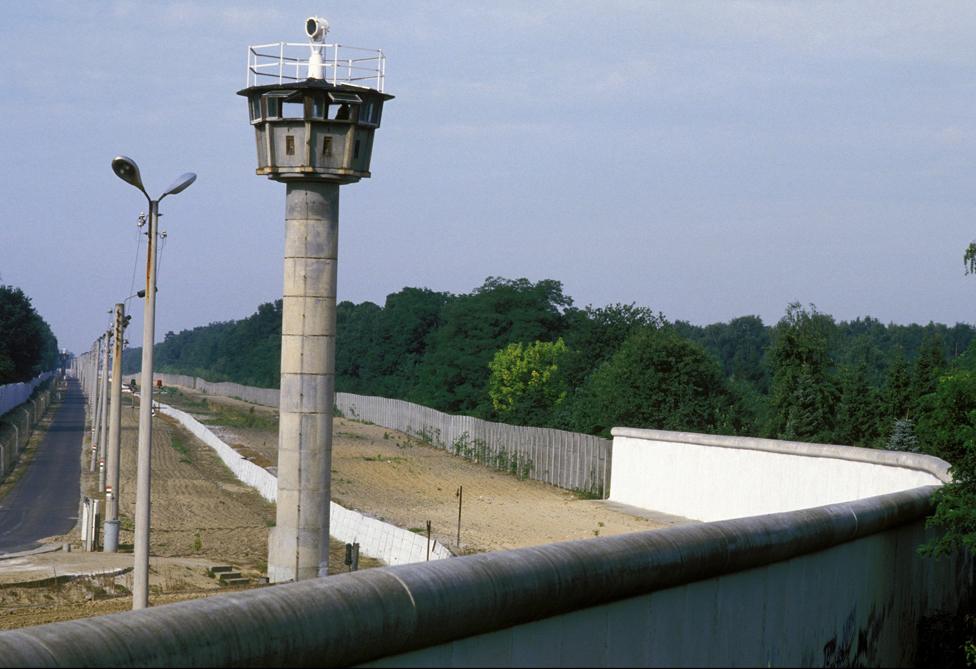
[239,18,392,583]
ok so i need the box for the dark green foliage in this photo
[883,351,913,421]
[410,277,571,415]
[834,364,882,447]
[336,288,448,397]
[568,329,732,437]
[912,333,947,413]
[125,301,282,388]
[129,277,976,458]
[767,303,836,440]
[675,315,771,392]
[0,285,59,384]
[915,371,976,465]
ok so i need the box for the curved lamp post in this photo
[112,156,196,610]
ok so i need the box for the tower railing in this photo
[246,42,386,92]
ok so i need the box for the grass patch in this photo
[362,454,405,464]
[202,405,277,431]
[169,434,192,464]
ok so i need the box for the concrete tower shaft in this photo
[268,182,339,582]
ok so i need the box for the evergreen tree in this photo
[882,350,912,421]
[887,418,920,452]
[911,332,946,410]
[834,363,881,447]
[767,303,836,441]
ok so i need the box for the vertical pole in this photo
[89,336,102,472]
[98,330,111,492]
[456,485,462,548]
[133,199,159,609]
[267,181,338,583]
[104,303,125,553]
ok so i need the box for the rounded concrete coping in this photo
[611,427,952,483]
[0,485,939,667]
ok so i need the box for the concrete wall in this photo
[148,372,612,497]
[0,372,53,417]
[609,427,949,522]
[0,486,966,667]
[0,386,52,483]
[335,393,611,497]
[156,400,452,565]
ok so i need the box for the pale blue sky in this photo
[1,1,974,355]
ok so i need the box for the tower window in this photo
[353,139,361,159]
[265,96,281,119]
[285,135,295,155]
[310,95,326,119]
[322,136,333,157]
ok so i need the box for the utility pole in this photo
[240,18,391,582]
[112,155,196,609]
[103,303,127,553]
[89,335,103,472]
[97,327,111,492]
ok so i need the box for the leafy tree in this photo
[915,370,976,464]
[487,338,569,425]
[335,300,382,393]
[677,315,771,391]
[411,277,571,414]
[0,285,59,384]
[361,288,448,398]
[923,245,976,560]
[568,328,730,437]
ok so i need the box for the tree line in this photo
[123,276,975,461]
[0,284,59,385]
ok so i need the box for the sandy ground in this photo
[0,389,378,630]
[162,386,689,555]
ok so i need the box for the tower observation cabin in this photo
[238,18,393,184]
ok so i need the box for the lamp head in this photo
[162,172,197,199]
[111,156,146,195]
[306,16,329,42]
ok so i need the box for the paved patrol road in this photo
[0,378,82,554]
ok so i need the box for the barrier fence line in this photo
[0,372,53,418]
[335,393,613,497]
[0,384,54,483]
[145,372,613,497]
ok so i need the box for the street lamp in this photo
[112,155,196,610]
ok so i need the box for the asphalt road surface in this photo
[0,378,82,554]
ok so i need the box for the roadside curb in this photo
[0,543,65,562]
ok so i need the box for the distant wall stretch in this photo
[609,427,949,522]
[147,373,612,497]
[156,399,452,565]
[0,372,53,418]
[0,384,53,483]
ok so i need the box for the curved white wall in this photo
[609,428,948,522]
